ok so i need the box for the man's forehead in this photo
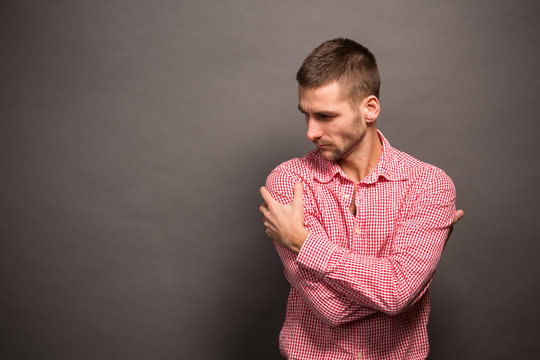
[298,82,351,111]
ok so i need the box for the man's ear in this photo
[364,95,380,123]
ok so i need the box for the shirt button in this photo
[344,194,350,200]
[354,227,361,234]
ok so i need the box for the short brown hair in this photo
[296,38,381,104]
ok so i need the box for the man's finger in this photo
[292,182,304,208]
[260,186,275,206]
[453,209,464,225]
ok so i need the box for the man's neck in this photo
[338,127,382,183]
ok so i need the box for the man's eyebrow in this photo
[315,110,338,116]
[298,105,338,116]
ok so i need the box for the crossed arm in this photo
[259,170,463,326]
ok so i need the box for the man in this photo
[259,38,463,360]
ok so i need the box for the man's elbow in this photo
[379,285,426,316]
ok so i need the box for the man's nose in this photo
[306,119,323,141]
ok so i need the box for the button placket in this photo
[355,185,366,242]
[342,184,354,202]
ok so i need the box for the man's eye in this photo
[318,114,334,120]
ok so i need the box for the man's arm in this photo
[261,167,456,317]
[260,169,377,326]
[273,243,377,325]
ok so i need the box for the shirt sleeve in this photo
[296,168,456,316]
[265,167,377,326]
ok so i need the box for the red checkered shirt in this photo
[265,131,456,360]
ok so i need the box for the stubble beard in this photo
[318,117,366,162]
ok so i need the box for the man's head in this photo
[296,39,381,162]
[296,38,380,106]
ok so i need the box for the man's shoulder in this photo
[269,149,323,180]
[264,150,323,200]
[389,146,454,189]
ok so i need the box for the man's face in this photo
[298,82,366,162]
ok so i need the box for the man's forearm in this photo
[275,243,377,326]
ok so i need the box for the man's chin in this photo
[317,148,341,161]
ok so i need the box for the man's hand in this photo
[259,182,310,253]
[446,209,464,246]
[453,209,464,224]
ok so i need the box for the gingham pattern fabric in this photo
[265,131,456,360]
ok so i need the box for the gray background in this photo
[2,1,539,359]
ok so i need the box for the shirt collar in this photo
[312,130,409,184]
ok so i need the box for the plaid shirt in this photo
[265,131,456,360]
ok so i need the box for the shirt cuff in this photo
[296,232,339,276]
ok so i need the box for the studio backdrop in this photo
[2,1,539,359]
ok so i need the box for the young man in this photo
[259,38,462,360]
